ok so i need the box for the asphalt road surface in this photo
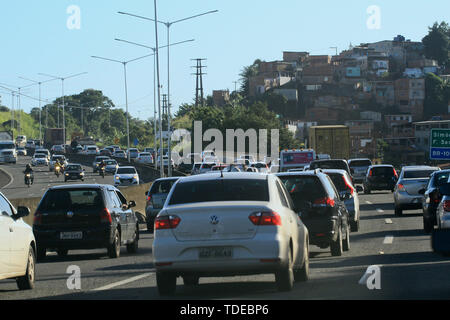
[1,187,450,300]
[0,156,115,200]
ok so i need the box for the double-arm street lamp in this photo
[91,53,154,162]
[118,8,218,177]
[38,72,88,145]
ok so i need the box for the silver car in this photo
[348,158,372,184]
[153,172,310,295]
[394,166,440,216]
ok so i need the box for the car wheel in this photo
[294,241,309,282]
[424,217,434,234]
[330,228,343,256]
[395,206,403,216]
[126,226,139,254]
[183,275,200,286]
[157,272,177,296]
[275,247,294,292]
[350,219,359,232]
[108,229,121,258]
[343,224,350,252]
[36,246,46,261]
[57,248,69,257]
[16,246,36,290]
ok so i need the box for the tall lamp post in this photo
[114,38,194,169]
[118,8,218,177]
[38,72,88,145]
[91,53,154,162]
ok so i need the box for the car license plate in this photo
[199,247,233,259]
[60,232,83,240]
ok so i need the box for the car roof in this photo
[369,164,394,168]
[49,184,112,191]
[321,169,349,175]
[402,166,440,171]
[179,172,269,183]
[117,166,136,169]
[348,158,371,162]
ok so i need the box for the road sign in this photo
[114,137,120,144]
[430,129,450,160]
[133,138,139,146]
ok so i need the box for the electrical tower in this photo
[191,58,207,107]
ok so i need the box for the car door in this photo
[0,195,13,276]
[107,189,128,242]
[116,190,135,242]
[6,197,29,272]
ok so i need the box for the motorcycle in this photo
[99,166,106,179]
[55,164,61,177]
[25,173,33,188]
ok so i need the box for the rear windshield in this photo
[404,170,436,179]
[310,160,348,171]
[252,163,267,168]
[326,173,348,192]
[117,168,136,174]
[140,153,151,156]
[201,163,215,169]
[35,154,46,158]
[105,160,116,165]
[439,183,450,196]
[169,179,270,205]
[371,166,394,176]
[88,147,97,150]
[39,189,103,212]
[278,176,327,206]
[433,172,450,187]
[349,160,372,168]
[150,179,179,194]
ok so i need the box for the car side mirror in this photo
[15,206,30,220]
[418,189,425,195]
[128,200,136,208]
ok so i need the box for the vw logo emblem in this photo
[210,215,219,225]
[67,211,75,218]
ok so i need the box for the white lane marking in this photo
[385,218,393,224]
[376,208,384,213]
[383,235,394,244]
[92,272,154,291]
[365,201,373,205]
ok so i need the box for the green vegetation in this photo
[0,110,40,140]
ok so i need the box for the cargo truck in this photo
[280,149,315,172]
[44,128,65,148]
[309,125,350,160]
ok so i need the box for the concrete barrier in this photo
[12,182,153,227]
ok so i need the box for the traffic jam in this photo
[1,138,450,298]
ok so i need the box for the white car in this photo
[0,141,17,164]
[156,155,174,169]
[0,193,36,290]
[114,166,140,186]
[32,153,49,166]
[84,145,99,155]
[250,162,270,173]
[136,152,153,164]
[16,147,27,156]
[153,172,310,295]
[199,162,218,174]
[35,148,50,160]
[127,148,140,159]
[113,150,127,159]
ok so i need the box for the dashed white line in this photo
[385,218,393,224]
[92,272,154,291]
[376,208,384,213]
[365,201,373,205]
[383,235,394,244]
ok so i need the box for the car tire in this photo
[183,275,200,286]
[330,228,343,256]
[275,247,294,292]
[157,272,177,296]
[16,246,36,290]
[126,226,139,254]
[36,246,46,261]
[350,219,359,232]
[294,241,309,282]
[424,217,434,234]
[395,206,403,216]
[343,224,350,252]
[107,229,121,259]
[57,248,69,257]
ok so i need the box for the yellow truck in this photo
[309,125,350,160]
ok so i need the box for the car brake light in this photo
[249,211,281,226]
[33,211,42,225]
[397,184,405,191]
[393,168,398,178]
[369,169,373,177]
[313,197,335,207]
[100,208,112,224]
[155,215,181,230]
[343,176,354,195]
[146,194,152,203]
[444,200,450,212]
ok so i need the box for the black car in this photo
[309,159,352,180]
[363,165,398,194]
[33,184,139,260]
[420,169,450,233]
[277,171,351,256]
[64,163,85,182]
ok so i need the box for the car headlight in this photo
[65,173,69,176]
[115,176,120,180]
[133,175,138,180]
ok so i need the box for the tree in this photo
[424,73,449,119]
[422,21,450,68]
[239,59,263,98]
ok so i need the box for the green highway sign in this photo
[430,129,450,160]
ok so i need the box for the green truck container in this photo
[309,125,350,160]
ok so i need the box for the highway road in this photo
[1,184,450,300]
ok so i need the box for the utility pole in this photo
[191,58,207,107]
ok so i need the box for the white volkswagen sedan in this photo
[153,172,309,295]
[0,192,36,290]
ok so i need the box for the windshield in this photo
[403,170,436,179]
[66,165,82,171]
[39,189,103,212]
[35,154,46,158]
[371,166,395,176]
[117,168,136,174]
[0,143,15,150]
[278,176,327,207]
[310,160,348,171]
[150,179,179,194]
[349,160,372,167]
[169,179,269,205]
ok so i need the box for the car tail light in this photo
[343,176,354,195]
[397,184,405,191]
[155,215,181,230]
[249,211,281,226]
[393,168,398,179]
[444,200,450,212]
[100,208,112,224]
[146,194,152,203]
[33,211,42,225]
[369,169,373,177]
[313,197,336,207]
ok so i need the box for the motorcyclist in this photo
[23,164,34,185]
[98,160,107,176]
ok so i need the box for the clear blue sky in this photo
[0,0,448,120]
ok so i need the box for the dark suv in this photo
[33,184,139,260]
[277,171,351,256]
[420,169,450,233]
[363,165,398,194]
[309,159,352,179]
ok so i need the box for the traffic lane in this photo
[0,156,115,200]
[0,230,155,300]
